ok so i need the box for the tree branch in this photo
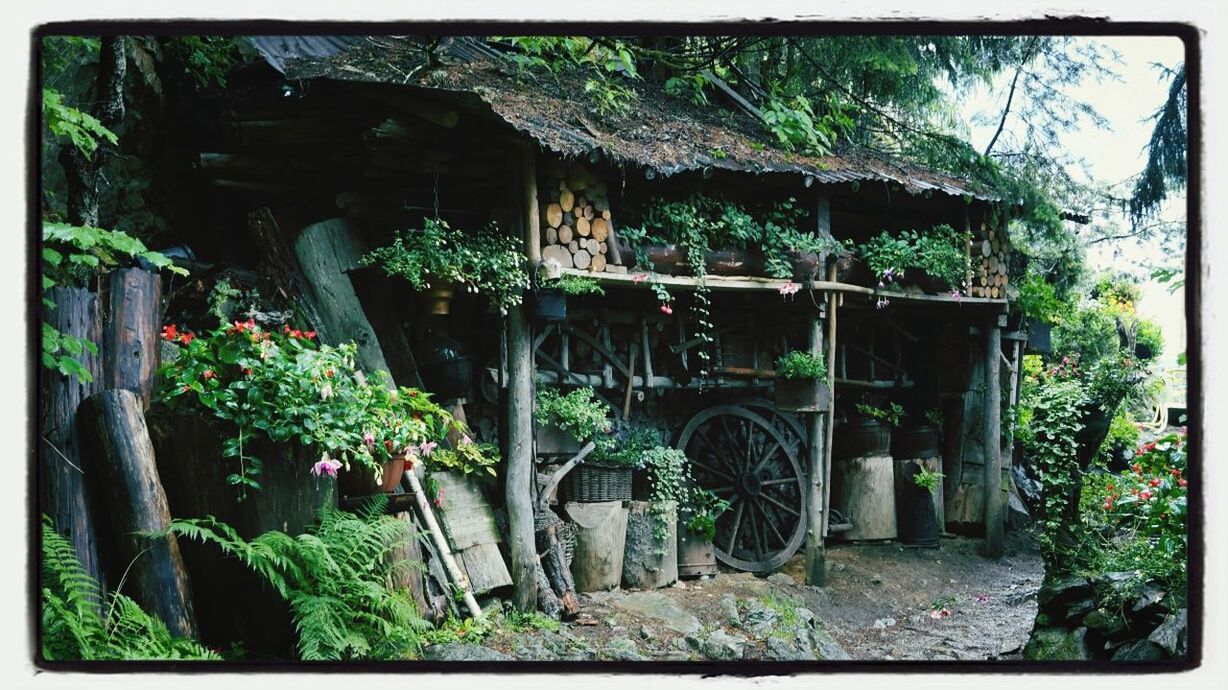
[984,37,1040,157]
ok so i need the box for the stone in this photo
[767,572,796,587]
[872,617,897,630]
[511,636,553,661]
[603,637,646,661]
[1131,582,1167,613]
[1023,626,1093,661]
[423,642,512,661]
[811,626,851,660]
[720,594,742,627]
[1037,575,1092,610]
[742,599,782,636]
[1111,639,1166,661]
[871,573,883,585]
[1148,609,1187,658]
[765,636,813,661]
[700,629,749,660]
[1062,596,1098,625]
[639,624,657,641]
[1083,609,1129,639]
[604,590,702,635]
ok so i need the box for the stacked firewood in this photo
[540,161,625,273]
[967,220,1009,299]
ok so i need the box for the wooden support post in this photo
[983,316,1005,557]
[804,307,826,586]
[523,143,542,267]
[822,256,839,539]
[103,268,161,409]
[79,389,197,638]
[41,287,104,590]
[506,144,539,611]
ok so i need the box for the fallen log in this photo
[79,389,197,639]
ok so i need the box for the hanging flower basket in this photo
[337,456,406,499]
[774,378,831,413]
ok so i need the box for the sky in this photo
[957,35,1188,373]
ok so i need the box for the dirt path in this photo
[462,531,1044,662]
[783,530,1044,660]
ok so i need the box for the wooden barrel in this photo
[831,454,897,541]
[676,528,717,579]
[564,500,628,591]
[893,458,942,547]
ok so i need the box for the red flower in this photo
[325,369,334,378]
[202,369,215,380]
[242,367,254,377]
[1178,478,1188,488]
[1132,464,1143,474]
[178,332,196,345]
[180,384,191,392]
[305,331,316,340]
[1107,482,1115,491]
[660,304,673,315]
[1103,500,1113,511]
[384,439,394,453]
[290,329,303,339]
[1140,491,1153,501]
[1148,478,1161,487]
[283,324,291,334]
[1169,468,1182,477]
[412,412,423,421]
[161,324,179,341]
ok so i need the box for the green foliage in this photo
[682,488,731,541]
[42,222,187,384]
[496,36,640,120]
[162,36,242,88]
[774,350,828,380]
[41,517,219,661]
[1129,63,1186,226]
[1098,411,1141,467]
[1083,430,1188,606]
[1017,373,1087,569]
[1014,274,1068,325]
[430,438,500,479]
[664,73,710,106]
[1052,305,1119,366]
[502,609,561,633]
[641,446,691,542]
[362,218,530,315]
[591,425,661,469]
[856,224,971,290]
[924,408,944,428]
[1135,318,1164,362]
[42,88,117,158]
[912,467,943,491]
[166,496,429,660]
[761,94,834,155]
[158,320,460,497]
[534,386,612,443]
[421,614,494,645]
[545,274,605,296]
[856,402,904,426]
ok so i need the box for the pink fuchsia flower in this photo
[929,608,951,619]
[418,440,438,457]
[311,455,342,478]
[363,431,376,448]
[460,434,474,446]
[660,303,673,315]
[778,282,800,296]
[320,383,333,400]
[1140,490,1153,501]
[950,288,962,303]
[631,273,648,284]
[354,370,367,387]
[433,487,444,508]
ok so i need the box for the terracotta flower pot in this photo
[337,456,406,498]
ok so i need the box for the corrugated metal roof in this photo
[245,35,1000,202]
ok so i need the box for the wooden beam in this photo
[822,260,838,539]
[506,145,538,612]
[804,306,826,586]
[982,318,1004,557]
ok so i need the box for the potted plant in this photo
[362,218,530,316]
[677,487,731,579]
[1015,274,1066,355]
[834,402,903,458]
[774,350,831,412]
[856,224,971,294]
[623,445,690,587]
[158,318,458,500]
[895,464,942,547]
[891,406,942,460]
[533,273,605,322]
[534,386,612,457]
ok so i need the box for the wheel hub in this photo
[737,470,763,497]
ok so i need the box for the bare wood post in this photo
[41,287,104,588]
[983,315,1005,557]
[79,390,197,638]
[103,268,162,409]
[506,144,539,611]
[821,207,839,540]
[804,305,826,586]
[248,207,326,335]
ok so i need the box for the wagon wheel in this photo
[740,398,807,457]
[677,404,807,572]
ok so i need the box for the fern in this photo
[166,495,429,661]
[40,517,219,661]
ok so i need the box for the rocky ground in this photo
[423,530,1044,663]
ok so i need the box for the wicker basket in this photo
[563,463,632,503]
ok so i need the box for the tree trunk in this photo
[78,390,197,639]
[59,36,126,228]
[983,320,1004,557]
[40,287,104,589]
[622,501,677,589]
[564,501,628,591]
[103,268,162,409]
[293,217,393,380]
[247,207,327,335]
[506,304,537,610]
[831,454,897,541]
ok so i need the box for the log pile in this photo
[539,160,625,274]
[967,220,1010,299]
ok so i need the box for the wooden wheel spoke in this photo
[747,502,766,560]
[759,491,800,517]
[709,485,735,494]
[725,501,746,556]
[753,499,789,547]
[718,416,742,466]
[694,428,740,474]
[689,459,734,483]
[760,477,798,487]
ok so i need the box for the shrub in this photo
[534,386,612,443]
[775,350,828,379]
